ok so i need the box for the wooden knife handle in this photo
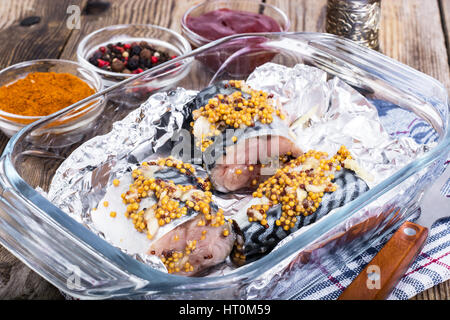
[338,221,428,300]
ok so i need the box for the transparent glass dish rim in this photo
[0,32,448,297]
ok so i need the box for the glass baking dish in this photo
[0,33,448,299]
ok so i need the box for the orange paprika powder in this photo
[0,72,95,117]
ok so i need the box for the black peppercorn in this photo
[88,56,98,66]
[130,45,141,56]
[127,56,139,70]
[93,51,103,60]
[20,16,41,26]
[141,58,152,68]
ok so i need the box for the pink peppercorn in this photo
[97,59,110,68]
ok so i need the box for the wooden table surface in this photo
[0,0,448,300]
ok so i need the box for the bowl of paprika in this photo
[0,59,104,137]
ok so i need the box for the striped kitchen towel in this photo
[290,100,450,300]
[291,208,450,300]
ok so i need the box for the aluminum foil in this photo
[47,62,435,279]
[247,63,433,188]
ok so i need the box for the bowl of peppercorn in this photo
[77,24,192,88]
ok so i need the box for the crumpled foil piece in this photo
[47,63,436,281]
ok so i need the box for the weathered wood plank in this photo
[265,0,327,32]
[0,246,63,300]
[0,0,85,69]
[380,0,450,90]
[441,0,450,63]
[0,0,35,30]
[411,279,450,300]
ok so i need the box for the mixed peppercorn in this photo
[88,41,177,74]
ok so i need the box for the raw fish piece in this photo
[232,169,369,263]
[120,157,236,276]
[189,80,302,193]
[150,215,235,276]
[230,147,369,264]
[210,135,302,192]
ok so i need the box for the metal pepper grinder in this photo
[326,0,381,50]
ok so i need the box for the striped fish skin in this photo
[232,169,369,263]
[190,80,246,109]
[153,167,197,186]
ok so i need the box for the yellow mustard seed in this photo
[247,146,352,231]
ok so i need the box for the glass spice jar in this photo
[326,0,381,50]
